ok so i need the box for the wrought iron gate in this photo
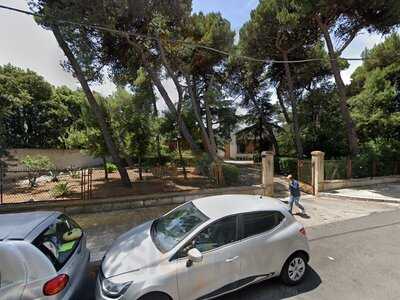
[297,160,315,195]
[80,169,93,201]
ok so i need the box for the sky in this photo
[0,0,387,100]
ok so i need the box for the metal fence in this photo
[0,162,227,205]
[275,157,298,177]
[297,160,312,185]
[325,159,400,180]
[274,157,314,194]
[275,157,312,184]
[0,167,93,205]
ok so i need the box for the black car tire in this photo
[138,292,171,300]
[280,253,308,286]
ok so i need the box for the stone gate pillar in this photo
[311,151,325,196]
[262,151,274,196]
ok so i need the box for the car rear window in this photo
[241,211,284,239]
[33,215,82,271]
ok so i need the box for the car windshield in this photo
[152,202,209,252]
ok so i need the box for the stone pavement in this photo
[72,196,399,262]
[321,182,400,203]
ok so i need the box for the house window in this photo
[237,141,246,154]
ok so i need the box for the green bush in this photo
[21,155,55,187]
[106,162,118,173]
[51,182,70,198]
[324,160,347,180]
[21,155,54,170]
[275,157,298,177]
[222,164,240,185]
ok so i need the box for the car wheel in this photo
[281,253,307,286]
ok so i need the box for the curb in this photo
[319,192,400,205]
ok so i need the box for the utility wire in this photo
[0,4,384,64]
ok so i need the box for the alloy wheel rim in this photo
[288,257,305,281]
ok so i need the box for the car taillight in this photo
[299,227,306,236]
[43,274,69,296]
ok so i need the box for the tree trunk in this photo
[125,37,200,154]
[151,97,162,165]
[102,156,108,180]
[145,66,200,154]
[259,117,263,152]
[317,20,359,156]
[138,155,143,181]
[276,85,292,125]
[266,125,279,155]
[282,51,304,159]
[204,78,219,158]
[177,137,187,180]
[204,99,218,157]
[52,26,132,187]
[117,131,134,166]
[185,75,219,161]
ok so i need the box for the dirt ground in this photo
[2,164,264,204]
[1,167,218,204]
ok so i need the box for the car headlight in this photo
[101,277,132,298]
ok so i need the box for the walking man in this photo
[287,174,306,214]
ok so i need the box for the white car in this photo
[96,195,310,300]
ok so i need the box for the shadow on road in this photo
[75,264,321,300]
[295,212,311,219]
[219,266,321,300]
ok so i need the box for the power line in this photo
[0,4,381,64]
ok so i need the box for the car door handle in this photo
[225,256,239,263]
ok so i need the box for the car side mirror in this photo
[187,248,202,267]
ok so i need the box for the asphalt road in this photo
[78,208,400,300]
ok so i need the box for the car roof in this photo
[0,211,59,241]
[192,194,287,219]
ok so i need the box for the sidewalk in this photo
[320,183,400,204]
[73,196,399,262]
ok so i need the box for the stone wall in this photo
[6,148,102,170]
[322,176,400,191]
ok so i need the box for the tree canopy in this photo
[0,64,85,149]
[349,33,400,157]
[2,0,400,179]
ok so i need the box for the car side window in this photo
[241,211,284,239]
[33,215,83,271]
[175,216,237,259]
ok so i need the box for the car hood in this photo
[102,220,163,278]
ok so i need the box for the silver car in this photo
[0,211,90,300]
[96,195,310,300]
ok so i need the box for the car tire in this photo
[138,292,171,300]
[280,253,308,286]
